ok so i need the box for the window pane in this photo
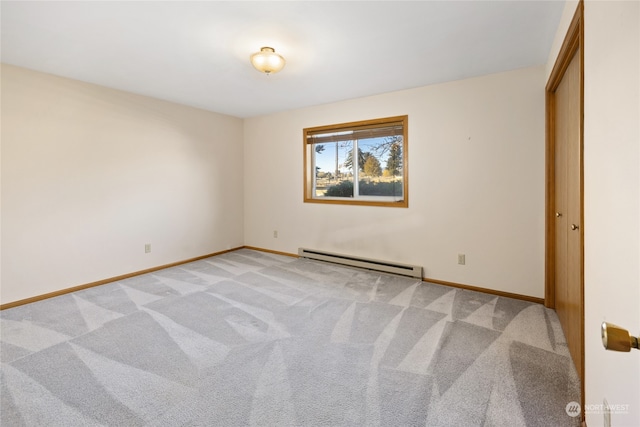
[313,141,354,198]
[357,136,403,198]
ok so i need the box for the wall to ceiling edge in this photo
[244,65,546,299]
[0,64,245,305]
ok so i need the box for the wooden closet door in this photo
[553,47,583,379]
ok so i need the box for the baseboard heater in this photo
[298,248,423,279]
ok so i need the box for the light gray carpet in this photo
[1,249,580,426]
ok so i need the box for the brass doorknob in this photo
[556,212,563,218]
[571,224,579,230]
[602,322,639,352]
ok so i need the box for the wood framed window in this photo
[304,115,408,207]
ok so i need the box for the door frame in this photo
[544,0,585,414]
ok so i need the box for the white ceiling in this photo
[1,1,564,118]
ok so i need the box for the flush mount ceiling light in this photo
[250,47,286,75]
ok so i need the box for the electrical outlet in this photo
[145,244,151,253]
[458,254,465,265]
[273,230,278,238]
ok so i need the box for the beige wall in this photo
[583,1,639,425]
[244,66,546,298]
[1,64,245,304]
[548,1,639,425]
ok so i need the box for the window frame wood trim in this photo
[303,115,409,208]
